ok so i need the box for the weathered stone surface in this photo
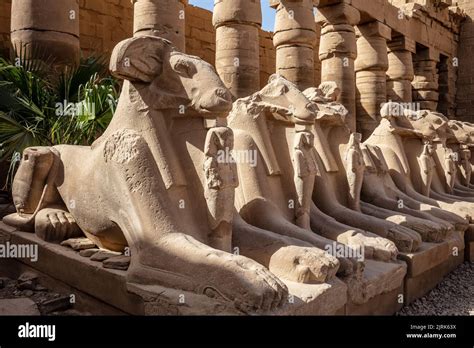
[103,255,131,270]
[213,0,262,99]
[79,248,100,258]
[2,0,473,318]
[412,47,441,111]
[10,0,80,66]
[18,271,38,283]
[355,21,391,140]
[316,3,360,131]
[61,238,96,251]
[133,0,187,51]
[272,0,318,90]
[387,36,415,103]
[0,298,40,316]
[89,250,121,262]
[40,295,73,314]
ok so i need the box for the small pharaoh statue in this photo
[204,126,239,252]
[444,147,457,194]
[460,144,472,187]
[419,140,436,196]
[345,132,365,212]
[293,126,319,230]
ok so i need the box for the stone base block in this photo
[345,259,406,315]
[0,258,125,315]
[465,224,474,262]
[346,285,404,315]
[400,231,465,304]
[466,241,474,262]
[0,223,347,315]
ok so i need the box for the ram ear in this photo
[110,36,173,83]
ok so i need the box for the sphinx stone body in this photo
[303,89,422,254]
[4,36,296,313]
[362,103,470,236]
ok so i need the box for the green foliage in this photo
[0,49,120,190]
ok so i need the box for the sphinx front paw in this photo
[35,208,83,243]
[268,246,339,284]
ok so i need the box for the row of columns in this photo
[10,0,453,137]
[315,2,449,140]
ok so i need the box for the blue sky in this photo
[189,0,276,31]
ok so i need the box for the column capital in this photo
[132,0,188,4]
[270,0,319,8]
[273,0,317,46]
[355,21,391,41]
[213,0,262,28]
[315,3,360,27]
[388,35,416,53]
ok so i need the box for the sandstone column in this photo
[437,56,449,116]
[412,47,440,111]
[437,55,456,118]
[314,22,322,87]
[133,0,188,52]
[387,35,416,104]
[355,21,391,140]
[315,2,360,132]
[10,0,80,66]
[213,0,262,99]
[271,0,319,91]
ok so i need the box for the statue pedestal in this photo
[345,259,406,315]
[0,222,347,315]
[465,224,474,262]
[399,230,465,304]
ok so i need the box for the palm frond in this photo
[0,48,119,190]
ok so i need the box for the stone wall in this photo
[0,0,11,58]
[0,1,279,87]
[78,0,133,55]
[456,0,474,122]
